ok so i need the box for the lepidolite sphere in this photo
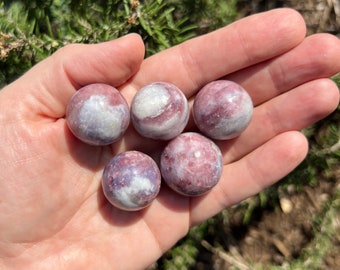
[66,83,130,146]
[102,151,161,211]
[160,132,223,196]
[193,80,253,140]
[131,82,189,140]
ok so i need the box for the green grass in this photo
[0,0,238,87]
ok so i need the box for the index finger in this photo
[127,8,306,98]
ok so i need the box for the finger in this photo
[226,33,340,105]
[127,8,306,98]
[218,78,339,164]
[1,34,145,120]
[190,131,309,225]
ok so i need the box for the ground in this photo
[200,167,340,269]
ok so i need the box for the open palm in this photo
[0,9,339,270]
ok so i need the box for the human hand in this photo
[0,8,339,270]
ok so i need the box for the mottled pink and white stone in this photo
[131,82,189,140]
[66,83,130,146]
[102,151,161,211]
[193,80,253,140]
[160,132,223,196]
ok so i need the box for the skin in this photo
[0,8,339,270]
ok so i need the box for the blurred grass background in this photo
[1,1,339,269]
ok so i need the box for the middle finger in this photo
[226,33,340,105]
[218,78,339,164]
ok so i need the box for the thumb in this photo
[1,33,145,120]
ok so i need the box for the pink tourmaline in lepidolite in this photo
[160,132,223,196]
[193,80,253,140]
[131,82,189,140]
[66,83,130,145]
[102,151,161,211]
